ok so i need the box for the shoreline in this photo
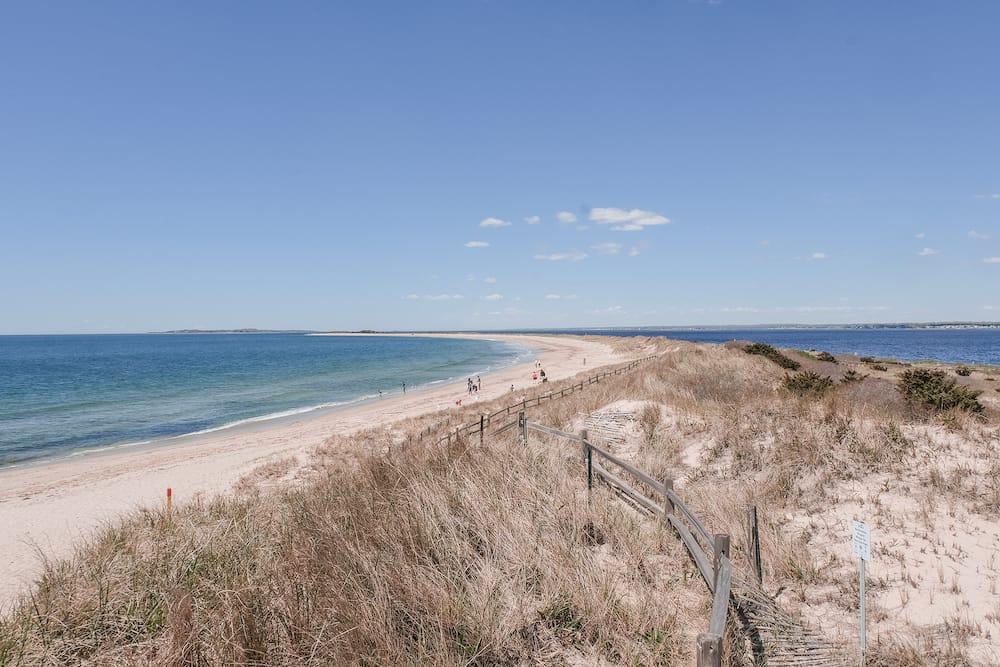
[0,333,633,611]
[1,333,534,473]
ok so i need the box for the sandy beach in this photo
[0,333,631,612]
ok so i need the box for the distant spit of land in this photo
[156,322,1000,335]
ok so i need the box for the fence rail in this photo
[521,417,734,667]
[413,356,656,449]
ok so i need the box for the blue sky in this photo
[2,2,998,334]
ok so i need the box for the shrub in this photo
[955,365,972,377]
[871,364,888,372]
[840,369,867,384]
[783,371,834,396]
[859,356,876,363]
[897,369,984,413]
[743,343,800,370]
[816,351,837,364]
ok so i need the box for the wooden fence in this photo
[522,417,734,667]
[409,356,657,448]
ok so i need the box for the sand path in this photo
[0,333,629,611]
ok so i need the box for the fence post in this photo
[579,429,592,500]
[749,505,762,586]
[518,411,527,446]
[697,633,722,667]
[662,478,675,519]
[480,415,485,445]
[713,534,730,590]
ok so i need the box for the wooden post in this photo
[662,478,675,518]
[580,429,592,499]
[697,632,722,667]
[750,505,763,586]
[480,415,484,445]
[166,487,172,517]
[713,534,731,590]
[518,411,527,446]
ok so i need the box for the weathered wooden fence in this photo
[409,356,657,448]
[405,354,844,666]
[523,418,734,667]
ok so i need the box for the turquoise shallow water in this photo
[0,334,531,467]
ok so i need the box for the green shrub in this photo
[897,369,984,413]
[816,351,837,364]
[840,369,867,384]
[743,343,800,370]
[955,365,972,377]
[783,371,834,396]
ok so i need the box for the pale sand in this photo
[0,333,632,612]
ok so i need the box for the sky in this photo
[1,1,998,334]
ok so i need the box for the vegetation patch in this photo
[897,368,984,413]
[815,351,837,363]
[840,369,867,384]
[783,371,834,396]
[743,342,801,370]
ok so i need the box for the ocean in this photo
[0,334,531,468]
[2,328,998,469]
[503,327,1000,366]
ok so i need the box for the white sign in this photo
[852,520,871,562]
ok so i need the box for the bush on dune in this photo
[743,342,801,370]
[897,368,984,414]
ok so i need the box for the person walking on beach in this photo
[402,382,406,394]
[476,375,481,391]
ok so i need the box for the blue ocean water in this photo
[0,334,530,468]
[510,327,1000,365]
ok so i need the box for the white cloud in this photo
[721,306,762,313]
[918,248,938,256]
[628,247,640,257]
[482,293,503,301]
[591,242,622,255]
[465,241,490,248]
[974,194,1000,200]
[590,207,670,231]
[915,232,926,239]
[545,294,578,300]
[533,251,588,262]
[969,230,990,240]
[556,211,577,223]
[524,215,541,225]
[812,252,827,260]
[405,294,464,301]
[479,217,511,228]
[983,257,1000,263]
[484,277,497,283]
[984,305,999,311]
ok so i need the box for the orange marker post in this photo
[166,487,173,516]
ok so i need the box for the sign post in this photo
[852,520,871,665]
